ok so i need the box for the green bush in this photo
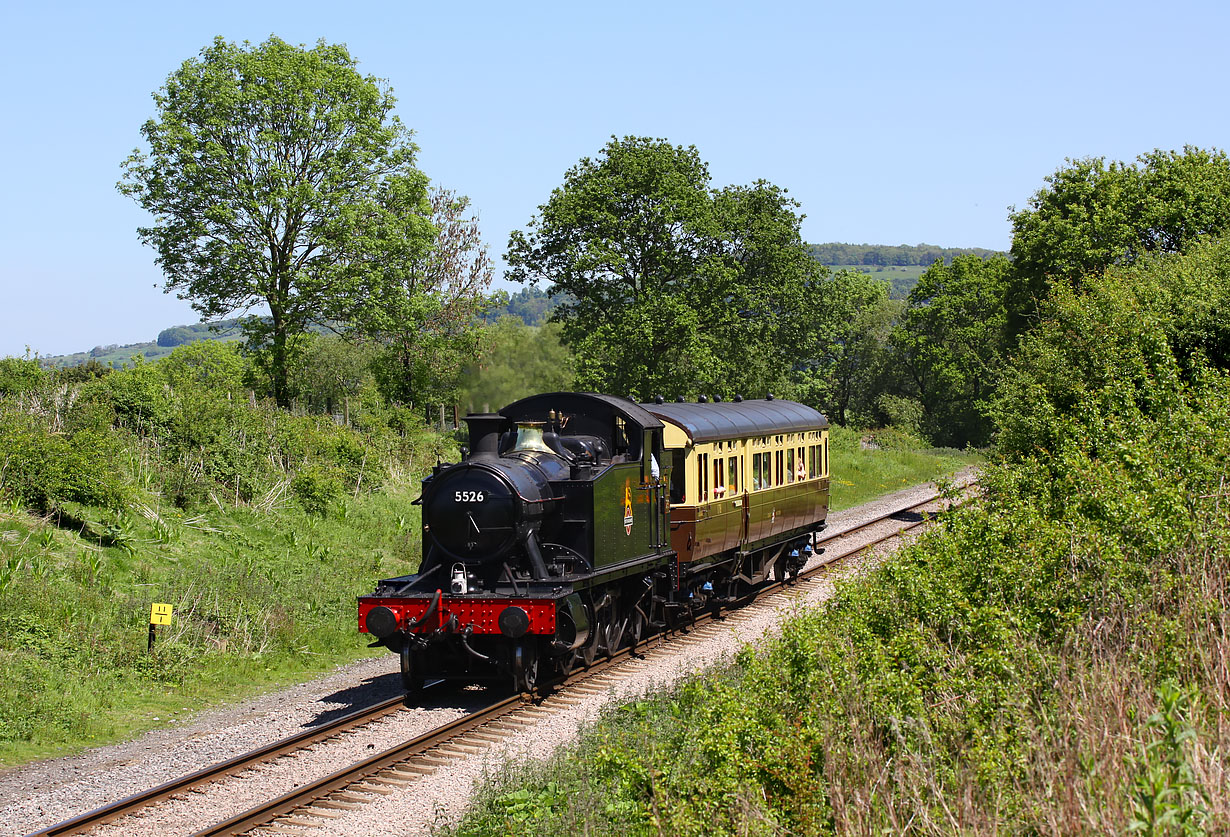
[291,467,343,515]
[160,340,248,391]
[0,408,130,511]
[0,356,46,397]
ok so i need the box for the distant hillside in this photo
[41,319,245,369]
[41,289,564,370]
[811,243,1005,299]
[809,242,1003,267]
[43,254,991,367]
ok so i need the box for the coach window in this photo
[670,450,686,503]
[786,449,795,484]
[775,450,784,486]
[728,456,739,494]
[808,445,817,478]
[752,454,762,490]
[713,457,725,497]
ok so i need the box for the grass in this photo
[0,485,422,766]
[827,424,980,511]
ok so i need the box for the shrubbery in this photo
[0,336,453,762]
[0,356,46,397]
[449,244,1230,834]
[0,339,444,517]
[0,413,131,512]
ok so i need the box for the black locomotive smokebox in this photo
[498,605,531,639]
[425,467,520,560]
[366,606,398,638]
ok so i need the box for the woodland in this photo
[2,34,1229,834]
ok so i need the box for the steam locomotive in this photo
[357,392,830,693]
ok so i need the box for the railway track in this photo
[29,484,972,837]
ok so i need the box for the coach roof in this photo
[641,399,828,444]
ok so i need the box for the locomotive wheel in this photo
[602,618,622,658]
[626,607,647,649]
[513,642,538,693]
[400,642,424,694]
[575,629,600,668]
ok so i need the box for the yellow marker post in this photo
[148,603,173,652]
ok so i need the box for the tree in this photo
[458,318,575,412]
[156,326,193,348]
[119,36,433,407]
[288,334,376,414]
[1007,146,1230,328]
[506,136,823,400]
[790,270,897,425]
[354,187,493,407]
[160,340,248,391]
[889,255,1013,447]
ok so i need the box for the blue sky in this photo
[1,0,1225,358]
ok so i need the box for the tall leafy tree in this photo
[354,187,493,407]
[790,269,897,425]
[119,36,433,406]
[506,136,822,400]
[890,255,1013,446]
[1007,146,1230,328]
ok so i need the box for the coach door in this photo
[737,444,750,548]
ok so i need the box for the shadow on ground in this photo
[305,672,496,727]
